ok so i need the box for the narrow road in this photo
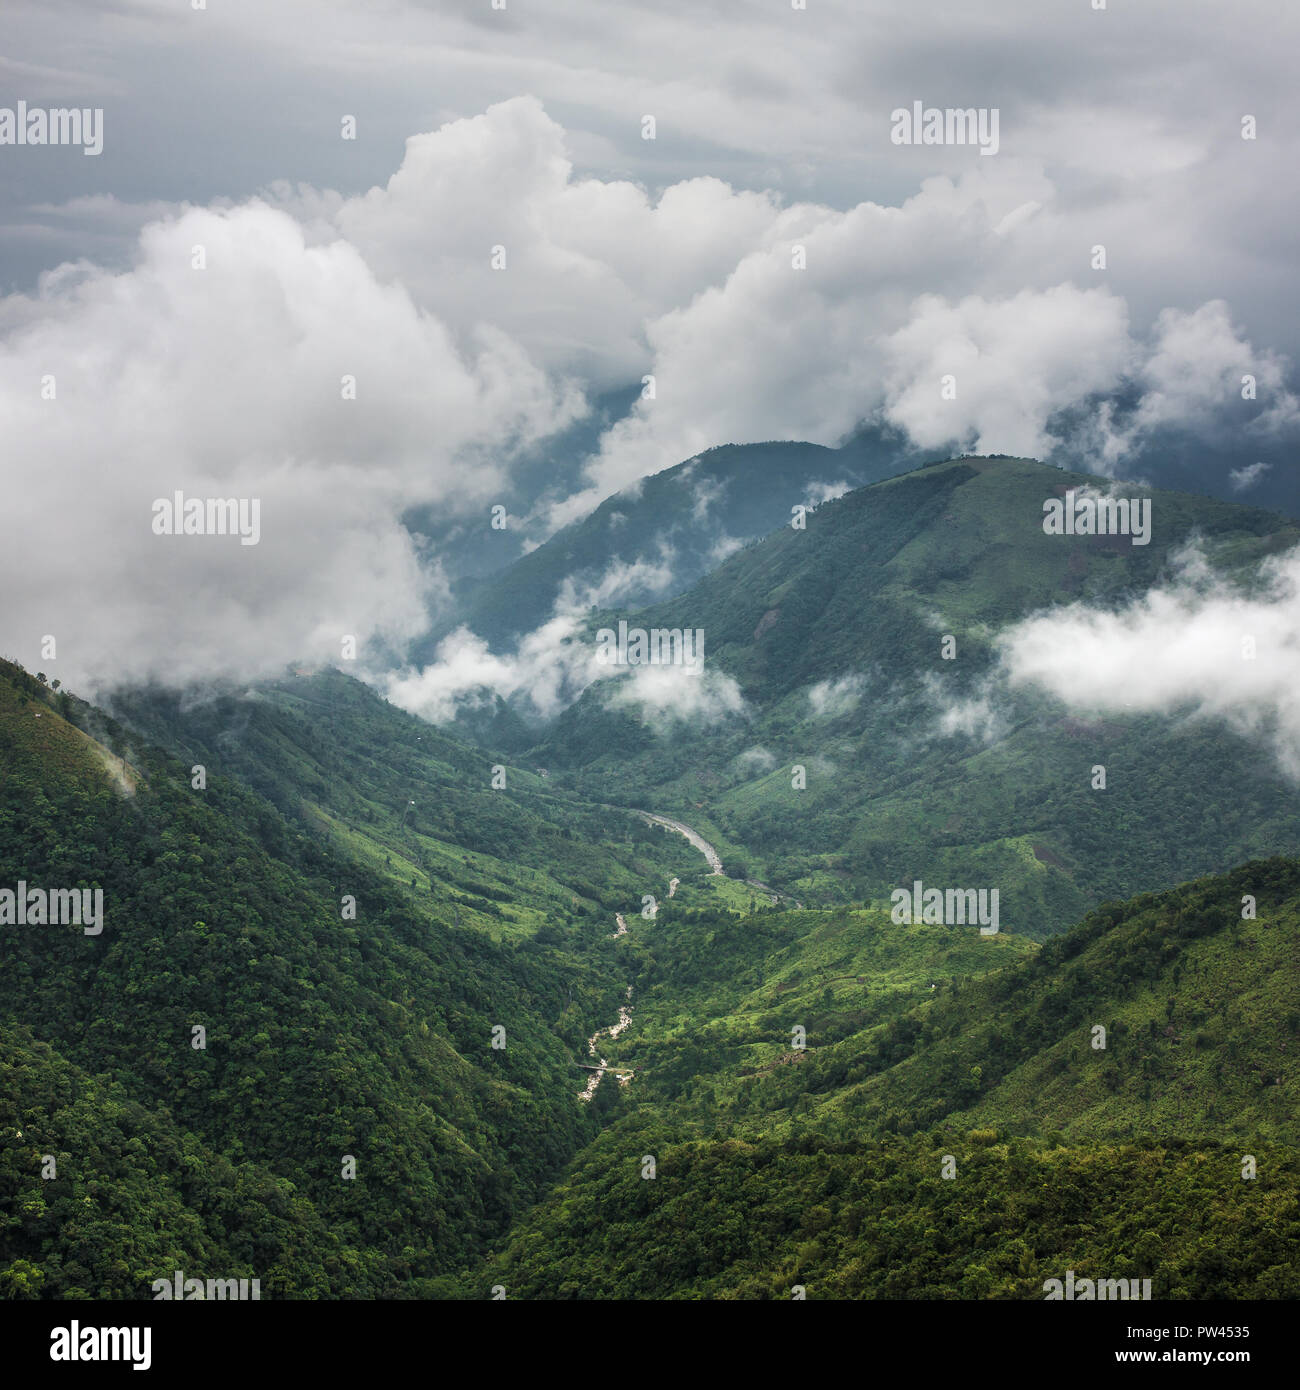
[580,811,801,1106]
[629,807,803,907]
[633,810,723,874]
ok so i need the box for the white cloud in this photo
[4,90,1298,697]
[554,554,677,613]
[608,664,746,733]
[384,614,604,724]
[383,553,687,724]
[556,159,1298,509]
[0,200,579,693]
[807,480,851,507]
[999,544,1300,778]
[319,97,791,392]
[881,285,1133,459]
[709,534,745,565]
[385,616,747,733]
[690,474,727,521]
[1126,302,1300,444]
[921,672,1009,744]
[735,745,777,774]
[808,672,866,718]
[1230,461,1272,492]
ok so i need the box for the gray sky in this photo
[5,0,1297,336]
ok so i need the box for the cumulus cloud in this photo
[4,90,1298,698]
[1133,302,1299,439]
[999,544,1300,778]
[307,97,792,392]
[0,96,807,694]
[555,159,1297,514]
[881,285,1133,458]
[1083,302,1300,472]
[383,614,605,723]
[0,199,579,693]
[383,551,702,726]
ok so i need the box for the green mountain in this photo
[474,1127,1300,1300]
[0,659,691,1297]
[5,450,1299,1303]
[103,666,702,940]
[608,858,1300,1144]
[421,435,923,659]
[470,857,1300,1299]
[532,456,1300,936]
[6,657,1299,1301]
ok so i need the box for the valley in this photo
[3,455,1299,1301]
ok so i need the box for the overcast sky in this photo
[2,0,1297,697]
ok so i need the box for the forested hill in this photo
[610,858,1300,1144]
[421,436,918,658]
[470,857,1300,1299]
[475,1128,1300,1300]
[101,665,701,941]
[0,658,682,1297]
[5,654,1298,1300]
[531,455,1300,935]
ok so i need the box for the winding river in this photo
[578,985,635,1101]
[578,808,803,1098]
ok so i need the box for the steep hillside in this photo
[0,1025,337,1299]
[607,859,1300,1142]
[603,900,1034,1105]
[475,1128,1300,1300]
[103,667,700,939]
[422,434,926,658]
[0,660,674,1297]
[534,456,1300,934]
[6,664,1298,1301]
[469,858,1300,1299]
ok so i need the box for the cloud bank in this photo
[999,544,1300,778]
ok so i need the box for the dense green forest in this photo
[104,666,701,940]
[0,659,684,1296]
[457,857,1300,1298]
[603,859,1300,1143]
[475,1128,1300,1300]
[4,656,1299,1299]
